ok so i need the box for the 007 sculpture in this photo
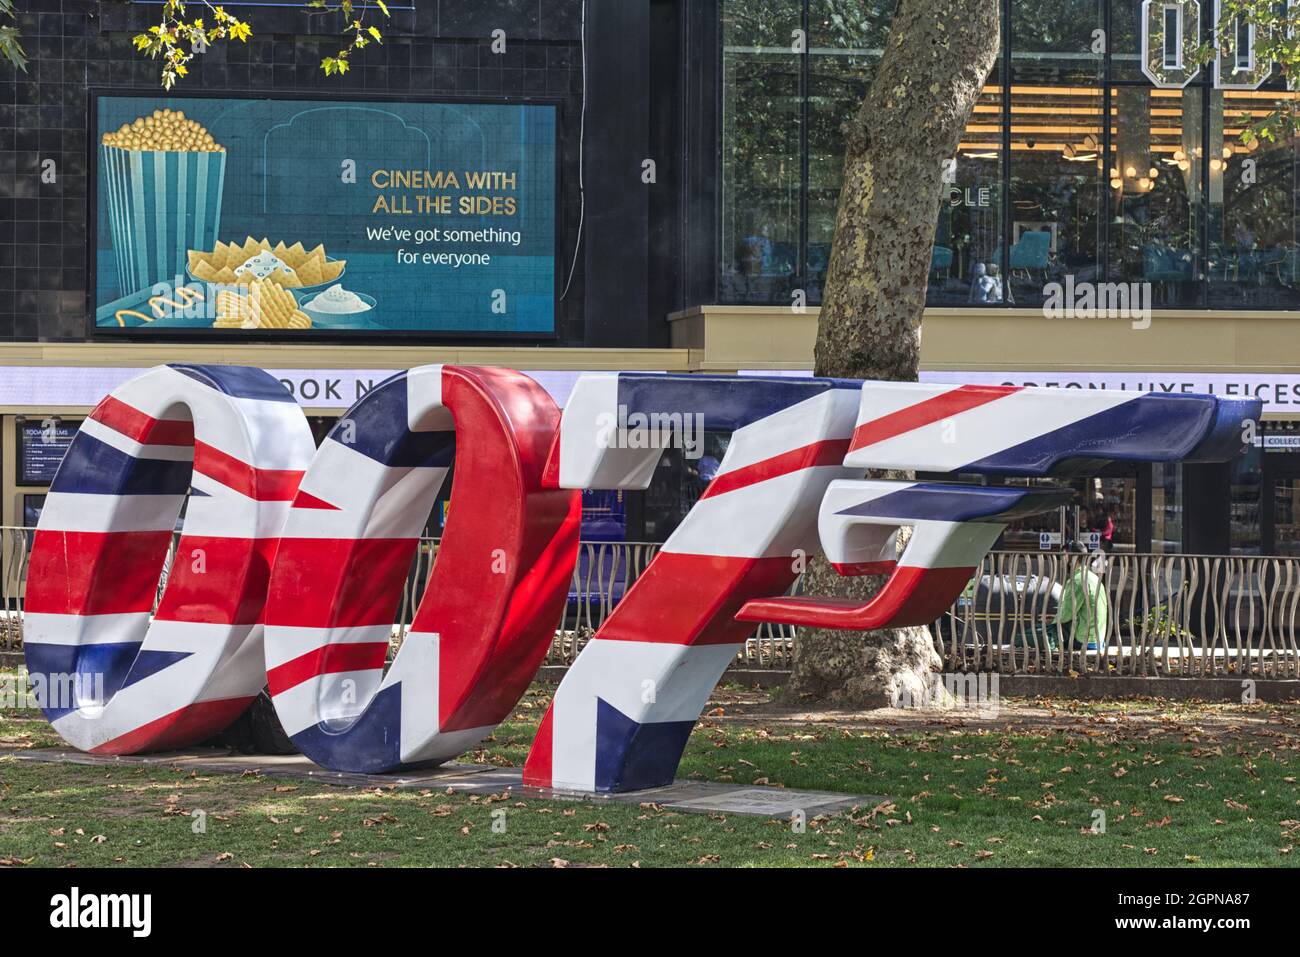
[24,364,1258,794]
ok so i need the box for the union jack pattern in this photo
[842,382,1256,475]
[526,375,1260,793]
[740,383,1261,633]
[524,373,865,793]
[264,365,578,774]
[25,366,1261,793]
[24,364,315,753]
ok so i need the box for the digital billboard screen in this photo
[18,419,79,486]
[92,93,557,337]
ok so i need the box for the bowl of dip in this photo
[298,284,378,328]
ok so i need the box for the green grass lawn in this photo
[1,681,1297,867]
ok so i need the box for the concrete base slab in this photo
[663,786,869,817]
[4,747,882,819]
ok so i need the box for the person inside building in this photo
[967,261,1004,303]
[1089,502,1115,552]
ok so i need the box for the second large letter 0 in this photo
[264,365,580,773]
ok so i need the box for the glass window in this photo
[1079,473,1138,553]
[805,0,888,302]
[721,0,804,305]
[716,0,1300,312]
[1008,85,1104,304]
[1110,0,1161,83]
[934,88,1005,305]
[1011,0,1104,84]
[1230,444,1262,555]
[1151,462,1183,553]
[1107,86,1203,306]
[641,432,733,541]
[1208,90,1300,308]
[1271,473,1300,556]
[1102,0,1190,82]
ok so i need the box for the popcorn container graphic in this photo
[100,144,226,297]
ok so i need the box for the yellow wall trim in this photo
[669,305,1300,374]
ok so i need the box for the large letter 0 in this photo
[24,365,314,753]
[1213,0,1272,89]
[1141,0,1201,88]
[524,374,864,793]
[264,365,579,773]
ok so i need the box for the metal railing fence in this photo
[936,550,1300,678]
[0,527,1295,678]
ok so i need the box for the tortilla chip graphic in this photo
[283,242,308,268]
[296,257,323,286]
[265,267,301,289]
[188,238,338,288]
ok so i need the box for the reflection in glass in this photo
[1272,475,1300,556]
[1011,0,1103,84]
[1151,462,1183,553]
[1009,86,1103,304]
[717,0,1300,312]
[1109,0,1145,82]
[1080,473,1137,553]
[1107,86,1203,306]
[806,0,889,302]
[1231,445,1262,555]
[720,0,803,304]
[934,88,1005,305]
[1208,90,1300,308]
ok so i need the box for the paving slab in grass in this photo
[4,747,882,819]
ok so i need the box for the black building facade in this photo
[1,0,1299,556]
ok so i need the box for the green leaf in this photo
[0,27,27,73]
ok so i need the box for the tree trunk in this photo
[786,0,1001,709]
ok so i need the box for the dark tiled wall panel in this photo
[0,0,585,343]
